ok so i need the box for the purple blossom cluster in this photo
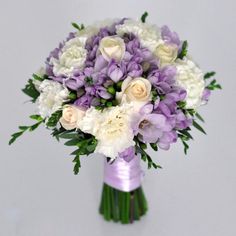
[44,20,194,159]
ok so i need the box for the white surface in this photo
[1,0,236,235]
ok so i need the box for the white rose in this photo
[37,80,69,118]
[99,36,125,62]
[155,43,178,66]
[59,105,86,130]
[175,58,205,109]
[116,77,152,110]
[116,19,162,52]
[80,104,135,159]
[50,37,87,77]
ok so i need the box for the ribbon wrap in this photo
[104,156,143,192]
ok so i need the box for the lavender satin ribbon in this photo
[104,156,144,192]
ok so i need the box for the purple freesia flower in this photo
[161,25,181,47]
[133,104,172,144]
[202,88,211,102]
[119,146,136,162]
[107,60,126,82]
[74,95,93,109]
[127,61,143,77]
[96,86,112,99]
[158,131,177,150]
[175,110,192,130]
[148,66,176,94]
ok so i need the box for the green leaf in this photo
[178,40,188,59]
[71,22,84,31]
[206,79,222,90]
[9,132,24,145]
[204,71,216,80]
[181,140,189,155]
[139,142,147,150]
[22,79,40,102]
[150,143,158,151]
[135,143,161,169]
[73,156,81,175]
[9,115,44,145]
[32,73,44,81]
[46,110,62,127]
[195,112,205,122]
[178,129,193,140]
[30,114,43,122]
[64,139,79,146]
[141,11,148,23]
[192,120,206,134]
[19,126,29,131]
[29,122,42,131]
[178,101,187,109]
[58,132,79,140]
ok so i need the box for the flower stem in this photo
[99,183,148,224]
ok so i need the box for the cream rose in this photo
[116,77,152,110]
[99,36,125,62]
[59,105,86,130]
[155,43,178,67]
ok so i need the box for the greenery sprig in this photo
[204,71,222,90]
[9,115,44,145]
[135,138,162,169]
[141,12,148,23]
[178,40,188,59]
[51,128,97,174]
[71,22,85,31]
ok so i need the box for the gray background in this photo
[0,0,236,235]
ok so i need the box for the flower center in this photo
[139,119,150,129]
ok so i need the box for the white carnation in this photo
[50,37,87,77]
[37,80,69,118]
[116,19,162,52]
[80,104,135,159]
[175,58,205,109]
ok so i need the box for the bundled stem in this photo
[99,183,148,224]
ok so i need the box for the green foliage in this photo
[32,73,44,82]
[192,120,206,134]
[71,22,85,31]
[51,128,97,174]
[84,76,93,85]
[22,79,40,102]
[22,73,47,102]
[177,128,192,154]
[204,71,216,80]
[178,40,188,59]
[206,79,222,90]
[151,90,158,102]
[9,115,44,145]
[150,143,158,151]
[195,112,205,122]
[46,110,62,127]
[135,139,162,169]
[203,71,222,91]
[141,12,148,23]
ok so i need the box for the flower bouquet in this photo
[9,12,221,224]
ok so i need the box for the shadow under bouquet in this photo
[10,12,221,224]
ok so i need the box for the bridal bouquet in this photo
[10,13,221,224]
